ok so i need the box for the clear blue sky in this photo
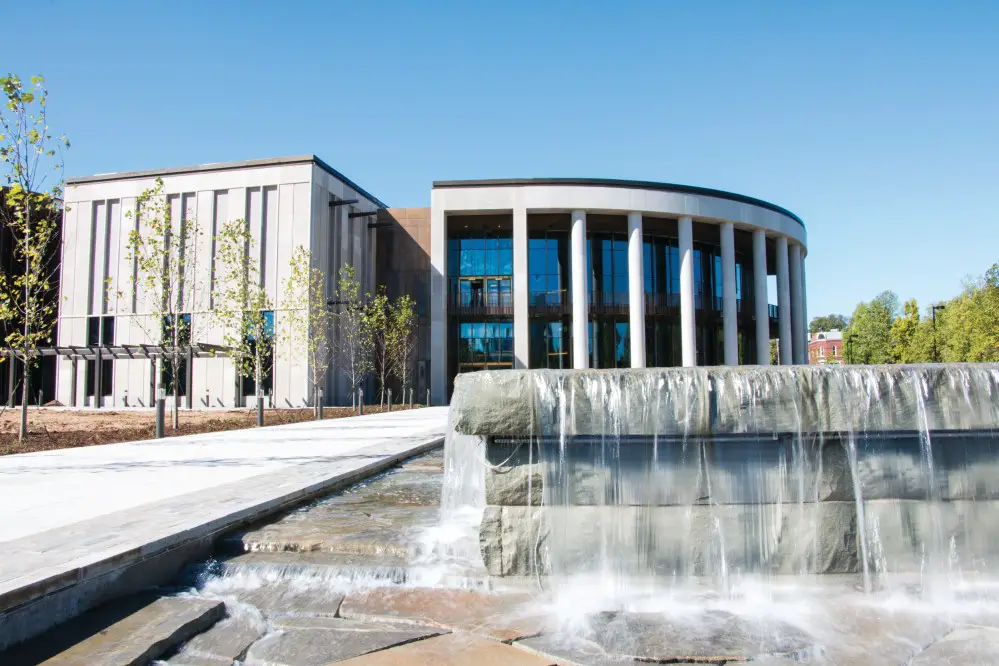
[5,0,997,319]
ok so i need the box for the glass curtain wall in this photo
[457,321,513,372]
[449,231,514,383]
[448,236,513,308]
[528,231,571,369]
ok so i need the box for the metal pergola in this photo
[2,343,240,409]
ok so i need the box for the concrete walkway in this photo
[0,407,448,650]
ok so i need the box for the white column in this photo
[678,215,696,367]
[720,222,738,365]
[776,236,792,365]
[513,207,530,369]
[789,243,805,365]
[752,230,770,365]
[571,210,589,369]
[801,254,808,363]
[429,197,447,404]
[627,212,646,368]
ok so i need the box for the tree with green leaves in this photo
[123,178,206,430]
[367,286,392,406]
[890,299,922,363]
[389,294,417,403]
[769,338,779,365]
[282,246,335,419]
[333,264,371,407]
[844,291,897,364]
[809,314,848,334]
[0,74,68,441]
[214,218,274,426]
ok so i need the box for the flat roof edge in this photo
[431,178,802,227]
[66,155,387,208]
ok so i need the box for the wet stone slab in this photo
[519,610,813,664]
[224,450,444,559]
[164,609,266,665]
[242,616,443,666]
[339,587,546,642]
[3,594,224,666]
[333,632,559,666]
[238,580,346,619]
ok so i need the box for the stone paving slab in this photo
[4,593,223,665]
[332,632,559,665]
[0,408,447,651]
[239,581,346,619]
[243,616,443,666]
[909,625,999,665]
[339,588,545,642]
[165,609,267,665]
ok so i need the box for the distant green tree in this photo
[937,266,999,363]
[890,299,922,363]
[844,291,897,364]
[769,338,779,365]
[809,314,848,334]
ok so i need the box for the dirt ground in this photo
[0,405,421,456]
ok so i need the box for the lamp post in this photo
[932,304,946,363]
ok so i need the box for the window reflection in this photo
[528,233,567,306]
[588,233,628,306]
[448,235,513,308]
[457,321,513,372]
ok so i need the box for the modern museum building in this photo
[53,157,807,408]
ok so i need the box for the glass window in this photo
[529,232,568,307]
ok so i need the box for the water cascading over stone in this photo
[444,365,999,591]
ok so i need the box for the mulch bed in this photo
[0,405,421,456]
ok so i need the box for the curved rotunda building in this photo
[429,178,808,402]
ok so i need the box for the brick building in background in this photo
[809,330,844,365]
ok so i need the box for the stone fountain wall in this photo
[449,366,999,578]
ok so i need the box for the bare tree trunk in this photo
[172,352,179,430]
[255,344,263,427]
[18,204,31,442]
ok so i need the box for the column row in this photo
[506,211,807,369]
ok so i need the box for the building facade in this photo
[57,156,383,408]
[809,330,844,365]
[429,179,808,403]
[56,160,809,408]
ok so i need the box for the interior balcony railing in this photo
[529,289,570,315]
[449,278,513,316]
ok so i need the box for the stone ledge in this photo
[451,365,999,436]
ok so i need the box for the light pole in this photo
[932,304,946,363]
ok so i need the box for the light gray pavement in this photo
[0,407,447,542]
[0,407,448,650]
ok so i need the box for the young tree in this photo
[367,286,391,406]
[124,178,206,430]
[333,265,371,406]
[0,75,68,441]
[389,294,417,402]
[282,246,335,419]
[214,218,273,426]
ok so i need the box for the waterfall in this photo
[445,363,999,601]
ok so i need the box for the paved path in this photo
[0,407,449,649]
[0,407,447,543]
